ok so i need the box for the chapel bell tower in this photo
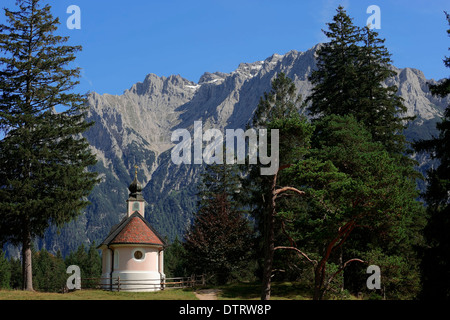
[127,165,145,217]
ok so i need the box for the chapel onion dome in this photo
[128,166,144,201]
[128,176,143,194]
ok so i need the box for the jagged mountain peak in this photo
[198,71,228,85]
[85,43,448,174]
[36,43,450,255]
[125,73,196,96]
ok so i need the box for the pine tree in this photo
[0,0,98,291]
[281,115,424,299]
[196,161,243,212]
[8,256,23,289]
[253,72,302,128]
[85,243,102,280]
[305,7,424,298]
[248,72,314,300]
[414,12,450,300]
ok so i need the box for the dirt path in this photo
[194,288,222,300]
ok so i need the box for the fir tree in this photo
[164,236,188,278]
[0,250,11,289]
[414,12,450,300]
[0,0,98,291]
[33,248,66,292]
[8,256,22,289]
[87,243,102,279]
[357,26,412,154]
[64,243,99,288]
[183,163,254,285]
[307,6,362,118]
[253,72,302,128]
[307,6,413,154]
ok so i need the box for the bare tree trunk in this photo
[261,201,275,300]
[260,166,305,300]
[339,246,344,292]
[21,0,34,293]
[313,262,326,300]
[22,221,33,291]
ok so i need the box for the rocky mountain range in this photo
[24,43,449,257]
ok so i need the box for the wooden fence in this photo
[79,275,205,292]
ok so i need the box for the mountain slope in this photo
[30,44,449,256]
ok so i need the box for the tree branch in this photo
[274,246,318,266]
[274,186,305,198]
[324,258,366,292]
[277,164,293,173]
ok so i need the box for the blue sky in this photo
[1,0,449,96]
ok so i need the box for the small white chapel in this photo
[98,168,166,291]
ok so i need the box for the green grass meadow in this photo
[0,282,321,300]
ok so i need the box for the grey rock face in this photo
[63,44,450,247]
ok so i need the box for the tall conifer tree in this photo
[357,26,412,154]
[306,6,424,298]
[183,163,254,285]
[249,72,314,300]
[307,6,413,154]
[414,12,450,300]
[307,6,362,118]
[0,0,98,291]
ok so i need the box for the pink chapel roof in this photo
[98,211,165,247]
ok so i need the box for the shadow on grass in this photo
[215,282,312,300]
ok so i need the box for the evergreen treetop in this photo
[307,6,413,154]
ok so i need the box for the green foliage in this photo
[7,256,22,289]
[0,250,11,289]
[32,248,66,292]
[64,243,102,280]
[273,115,424,299]
[163,236,188,278]
[0,2,440,300]
[414,12,450,300]
[361,248,421,300]
[307,6,362,118]
[247,71,315,299]
[184,163,255,285]
[253,72,303,127]
[0,243,101,292]
[293,5,425,299]
[307,6,412,154]
[0,0,99,290]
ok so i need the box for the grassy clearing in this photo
[0,287,198,300]
[0,282,352,300]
